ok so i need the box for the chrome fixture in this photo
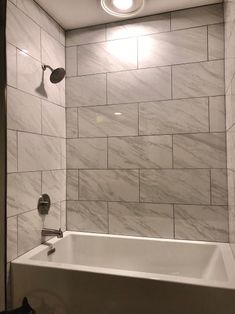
[41,228,63,238]
[101,0,144,17]
[42,64,66,83]
[38,194,51,215]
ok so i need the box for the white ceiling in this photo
[35,0,223,30]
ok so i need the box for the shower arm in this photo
[42,64,53,72]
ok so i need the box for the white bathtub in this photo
[11,232,235,314]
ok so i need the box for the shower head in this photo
[42,64,66,84]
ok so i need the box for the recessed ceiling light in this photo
[101,0,145,18]
[112,0,133,11]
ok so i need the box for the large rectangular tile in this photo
[211,169,228,205]
[7,130,17,173]
[7,43,16,87]
[67,201,108,233]
[42,100,65,137]
[106,13,170,40]
[227,124,235,171]
[67,138,107,169]
[61,201,66,231]
[78,104,138,137]
[209,96,226,132]
[208,24,225,60]
[108,135,172,169]
[7,172,41,217]
[108,67,171,104]
[17,0,61,41]
[7,217,17,262]
[66,47,77,77]
[172,60,225,98]
[175,205,228,242]
[18,133,62,171]
[171,4,223,30]
[7,87,41,133]
[140,169,210,204]
[7,1,40,60]
[109,202,173,238]
[66,108,78,138]
[66,74,106,107]
[66,25,106,46]
[42,170,66,203]
[18,209,43,256]
[77,38,137,75]
[173,133,226,168]
[138,27,207,68]
[66,170,79,200]
[139,98,209,135]
[79,170,139,201]
[41,30,65,70]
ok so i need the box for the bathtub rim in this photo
[11,231,235,290]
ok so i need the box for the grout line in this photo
[208,97,211,132]
[173,204,175,239]
[209,169,212,205]
[207,25,209,61]
[107,202,109,234]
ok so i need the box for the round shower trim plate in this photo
[101,0,145,18]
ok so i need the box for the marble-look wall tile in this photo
[66,25,106,46]
[78,104,138,137]
[17,50,42,97]
[106,13,170,40]
[7,87,41,133]
[171,4,223,30]
[60,201,66,231]
[209,96,226,132]
[43,202,61,229]
[18,210,43,256]
[7,172,41,217]
[173,60,225,98]
[173,133,226,168]
[41,30,65,69]
[7,217,17,262]
[42,170,66,203]
[138,27,207,68]
[17,0,61,41]
[175,205,228,242]
[66,108,78,138]
[67,138,107,169]
[66,47,77,77]
[79,170,139,201]
[107,67,171,104]
[42,100,65,137]
[67,201,108,233]
[109,202,173,238]
[18,133,62,171]
[7,2,41,60]
[211,169,228,205]
[140,169,210,204]
[77,38,137,75]
[108,135,172,169]
[208,24,225,60]
[67,170,79,200]
[66,74,106,107]
[7,130,17,173]
[227,124,235,170]
[6,43,16,87]
[139,98,209,135]
[59,28,65,46]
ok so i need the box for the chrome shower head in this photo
[42,64,66,84]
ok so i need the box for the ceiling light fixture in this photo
[101,0,145,18]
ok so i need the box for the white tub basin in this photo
[11,232,235,314]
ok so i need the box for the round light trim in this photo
[101,0,145,18]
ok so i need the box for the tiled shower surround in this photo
[65,3,228,242]
[225,0,235,255]
[6,0,66,263]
